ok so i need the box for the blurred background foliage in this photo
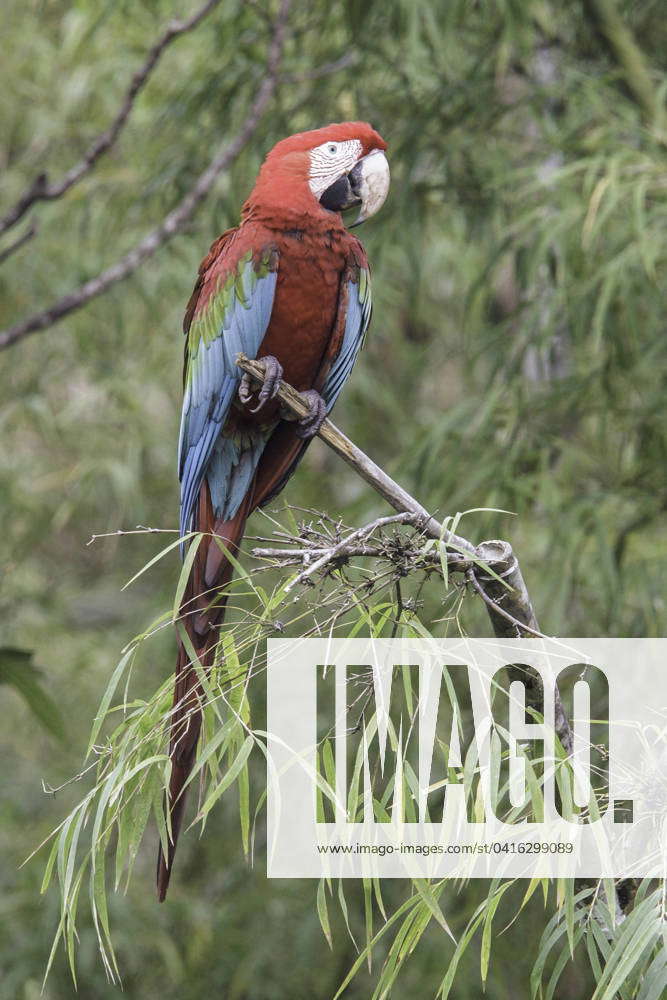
[2,0,666,996]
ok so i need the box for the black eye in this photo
[328,143,337,154]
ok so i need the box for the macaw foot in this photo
[295,390,327,439]
[238,355,283,413]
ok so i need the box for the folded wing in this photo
[178,244,279,537]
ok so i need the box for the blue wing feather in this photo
[178,252,278,538]
[322,267,372,411]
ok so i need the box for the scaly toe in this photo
[296,390,327,439]
[238,373,253,405]
[249,355,284,413]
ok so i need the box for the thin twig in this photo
[41,753,108,795]
[87,526,178,546]
[390,581,404,638]
[0,0,292,351]
[252,544,382,560]
[284,512,435,590]
[0,0,223,238]
[251,536,467,571]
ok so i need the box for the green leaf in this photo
[317,878,333,948]
[0,647,65,742]
[194,735,253,822]
[121,533,195,591]
[172,532,203,621]
[86,646,135,757]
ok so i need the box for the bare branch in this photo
[466,568,547,639]
[234,354,574,755]
[251,514,470,583]
[285,512,433,591]
[253,544,402,561]
[0,0,223,238]
[0,0,292,352]
[0,222,37,265]
[236,354,475,555]
[87,525,178,546]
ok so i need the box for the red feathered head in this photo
[245,122,389,227]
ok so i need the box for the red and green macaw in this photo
[158,122,389,899]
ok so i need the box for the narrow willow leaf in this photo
[87,646,135,757]
[337,880,357,949]
[40,837,60,895]
[122,532,195,591]
[194,735,253,822]
[334,894,423,998]
[438,904,486,999]
[545,924,584,1000]
[481,890,503,985]
[172,532,203,620]
[238,758,250,857]
[184,716,236,790]
[413,879,454,941]
[317,878,333,949]
[363,878,373,972]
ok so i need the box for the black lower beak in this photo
[319,173,361,213]
[347,160,363,198]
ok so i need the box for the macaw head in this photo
[246,122,389,227]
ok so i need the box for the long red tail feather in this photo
[157,426,306,900]
[156,485,249,901]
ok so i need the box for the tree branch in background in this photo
[0,222,37,265]
[582,0,662,127]
[0,0,292,352]
[0,0,223,240]
[284,51,358,83]
[235,352,574,756]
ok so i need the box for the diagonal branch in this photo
[235,352,574,756]
[238,353,633,918]
[0,0,223,239]
[0,222,37,265]
[0,0,292,352]
[236,356,475,554]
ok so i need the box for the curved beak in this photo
[348,149,390,227]
[318,148,390,226]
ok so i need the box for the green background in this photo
[2,0,666,996]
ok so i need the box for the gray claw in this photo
[238,373,254,405]
[238,355,283,413]
[296,390,327,439]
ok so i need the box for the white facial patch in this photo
[308,138,363,199]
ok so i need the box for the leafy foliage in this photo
[2,0,667,996]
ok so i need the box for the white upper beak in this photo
[350,149,390,227]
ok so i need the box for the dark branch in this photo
[0,0,291,352]
[0,0,223,238]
